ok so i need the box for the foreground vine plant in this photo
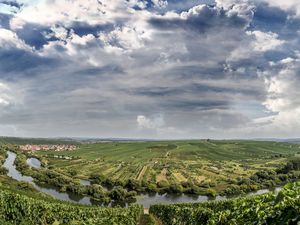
[0,188,143,225]
[0,181,300,224]
[149,182,300,225]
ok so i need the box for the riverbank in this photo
[4,150,283,209]
[33,140,300,198]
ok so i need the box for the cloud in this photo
[0,80,23,116]
[99,25,147,51]
[0,0,299,139]
[0,28,30,49]
[10,0,145,27]
[0,0,22,8]
[13,23,57,49]
[0,82,12,107]
[240,56,300,137]
[149,3,252,33]
[137,114,165,129]
[247,30,285,52]
[0,124,18,136]
[151,0,168,8]
[263,57,300,113]
[0,13,12,29]
[0,29,57,75]
[260,0,300,17]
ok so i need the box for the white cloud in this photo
[152,0,168,8]
[99,26,147,51]
[9,17,26,30]
[137,114,165,129]
[127,0,148,9]
[260,0,300,17]
[247,30,285,52]
[0,28,31,50]
[229,30,284,62]
[0,82,13,108]
[263,59,299,112]
[249,57,300,136]
[1,0,300,139]
[216,0,255,21]
[11,0,146,27]
[48,26,69,40]
[217,0,300,17]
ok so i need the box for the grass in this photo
[32,140,300,193]
[38,140,299,161]
[139,214,158,225]
[2,139,300,224]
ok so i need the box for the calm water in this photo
[80,179,91,186]
[4,151,34,183]
[135,187,282,209]
[136,193,227,209]
[26,157,42,169]
[4,151,91,205]
[4,151,282,208]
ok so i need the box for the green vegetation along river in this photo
[4,151,92,205]
[4,150,282,209]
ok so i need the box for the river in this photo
[3,151,282,208]
[4,151,92,205]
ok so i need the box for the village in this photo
[19,144,78,152]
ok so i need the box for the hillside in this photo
[0,140,300,224]
[31,140,300,196]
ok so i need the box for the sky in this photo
[0,0,300,139]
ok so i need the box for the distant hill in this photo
[2,136,300,145]
[253,138,300,144]
[0,136,79,145]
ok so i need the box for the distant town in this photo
[19,144,78,152]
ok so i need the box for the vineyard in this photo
[149,182,300,225]
[0,187,143,225]
[0,182,299,224]
[1,139,300,224]
[34,140,300,196]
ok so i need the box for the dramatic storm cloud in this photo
[0,0,299,139]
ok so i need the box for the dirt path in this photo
[173,172,187,182]
[137,166,148,180]
[156,168,167,183]
[144,208,149,214]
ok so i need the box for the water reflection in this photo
[26,157,41,169]
[4,151,91,205]
[80,179,91,186]
[135,193,228,209]
[4,151,34,183]
[4,151,283,208]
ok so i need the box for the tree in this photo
[125,179,141,191]
[109,186,127,201]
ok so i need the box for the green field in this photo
[38,140,299,160]
[33,140,300,194]
[1,139,300,224]
[149,182,300,225]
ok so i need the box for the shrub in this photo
[0,188,143,225]
[150,182,300,225]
